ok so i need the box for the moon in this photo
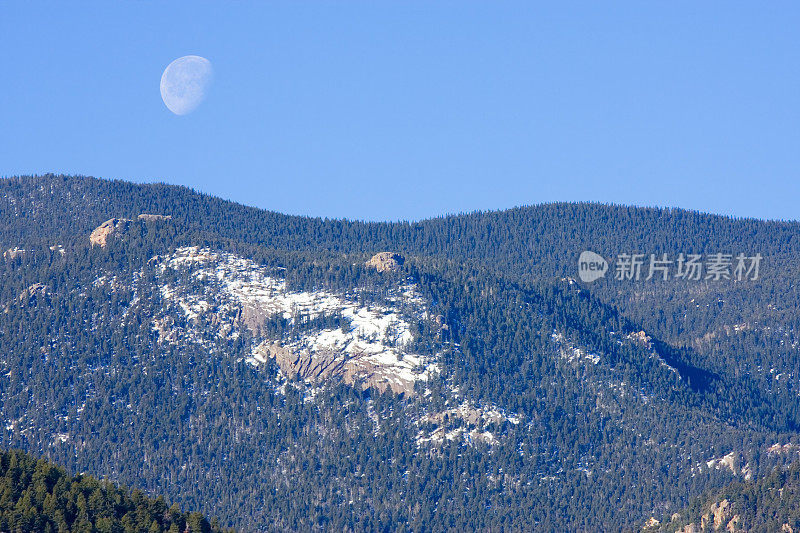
[160,55,213,115]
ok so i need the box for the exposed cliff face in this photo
[253,341,428,394]
[150,247,440,395]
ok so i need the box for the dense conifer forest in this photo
[2,175,800,531]
[654,463,800,532]
[0,449,229,532]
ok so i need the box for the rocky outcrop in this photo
[705,451,752,479]
[626,330,652,347]
[366,252,404,273]
[9,284,50,311]
[90,214,171,247]
[138,213,172,222]
[415,401,520,447]
[642,517,660,530]
[18,283,47,301]
[662,499,740,532]
[419,403,510,427]
[90,218,134,248]
[701,500,733,531]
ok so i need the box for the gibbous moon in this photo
[160,55,213,115]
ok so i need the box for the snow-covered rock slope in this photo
[153,247,440,393]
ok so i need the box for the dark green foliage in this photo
[0,449,229,533]
[262,310,351,341]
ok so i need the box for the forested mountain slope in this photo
[6,175,800,428]
[648,461,800,532]
[1,175,800,531]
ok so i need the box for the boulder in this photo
[366,252,405,273]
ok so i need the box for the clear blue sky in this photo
[1,2,798,221]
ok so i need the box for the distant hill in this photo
[0,449,230,533]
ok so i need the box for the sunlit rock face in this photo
[151,247,440,394]
[89,218,133,248]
